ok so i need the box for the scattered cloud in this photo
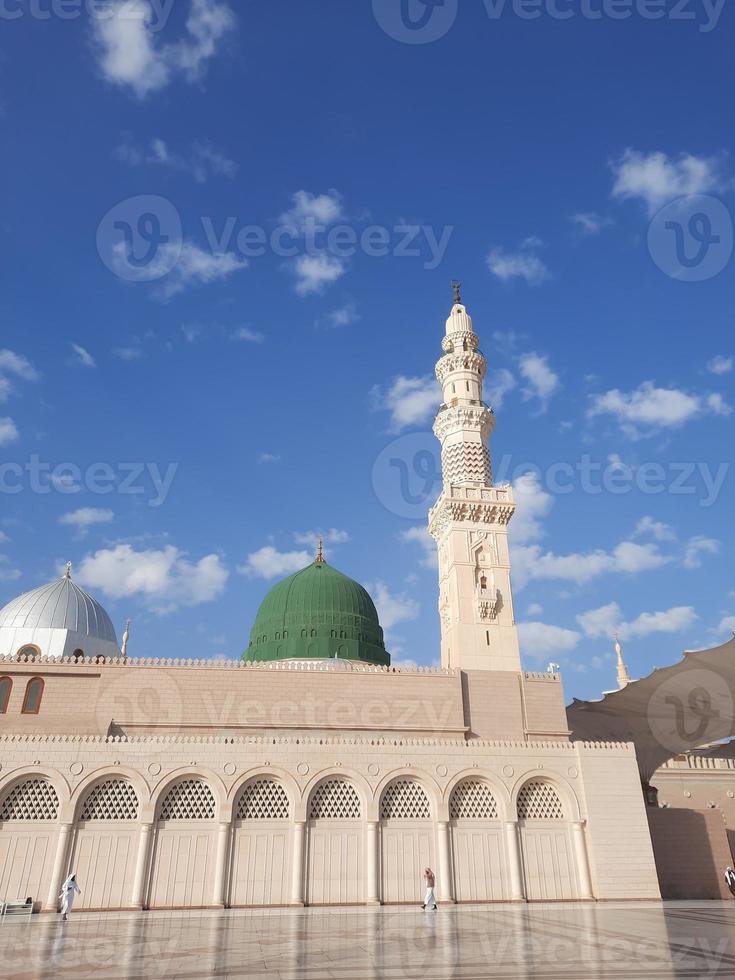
[526,602,544,616]
[238,545,311,580]
[289,254,347,296]
[76,543,229,614]
[321,302,359,329]
[0,556,21,583]
[518,621,581,660]
[487,241,550,286]
[588,381,730,438]
[577,601,697,641]
[718,616,735,635]
[486,368,517,410]
[71,343,96,369]
[231,327,265,343]
[518,353,560,411]
[293,528,350,552]
[279,189,344,228]
[707,355,733,376]
[611,149,725,214]
[257,453,280,464]
[569,212,613,236]
[365,580,419,633]
[683,535,720,569]
[634,516,677,542]
[400,526,437,570]
[371,375,439,433]
[512,538,671,591]
[113,346,143,361]
[0,417,19,446]
[115,134,237,182]
[510,472,553,545]
[110,240,248,300]
[92,0,236,99]
[59,508,115,538]
[0,349,40,403]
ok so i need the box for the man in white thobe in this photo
[421,867,437,910]
[60,874,81,921]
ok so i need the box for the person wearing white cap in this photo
[59,873,81,921]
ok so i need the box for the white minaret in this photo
[428,284,521,672]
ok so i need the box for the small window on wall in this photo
[0,677,11,713]
[22,677,44,715]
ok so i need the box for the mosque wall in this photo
[0,732,661,911]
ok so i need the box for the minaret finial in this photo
[316,538,325,564]
[65,561,72,579]
[451,279,462,306]
[615,633,631,689]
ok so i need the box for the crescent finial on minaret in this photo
[451,279,462,306]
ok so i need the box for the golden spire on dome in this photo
[315,538,325,564]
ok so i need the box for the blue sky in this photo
[0,0,733,700]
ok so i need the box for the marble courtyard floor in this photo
[3,902,735,980]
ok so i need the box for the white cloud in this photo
[519,353,560,410]
[0,349,39,382]
[570,212,613,235]
[59,508,114,537]
[718,616,735,635]
[290,255,346,296]
[279,189,344,228]
[365,580,419,633]
[232,327,265,343]
[238,546,311,580]
[577,601,697,641]
[113,346,143,361]
[0,556,21,583]
[526,602,544,616]
[487,244,550,286]
[115,134,237,182]
[707,355,733,376]
[92,0,235,99]
[293,529,350,552]
[371,375,440,433]
[0,417,19,446]
[76,543,229,613]
[518,621,581,660]
[588,381,728,437]
[486,368,517,410]
[400,526,437,570]
[611,149,724,214]
[326,303,359,328]
[511,472,553,545]
[111,240,248,299]
[683,535,720,569]
[634,516,677,542]
[71,343,96,369]
[512,539,671,591]
[257,453,280,464]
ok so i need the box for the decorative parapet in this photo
[0,654,454,676]
[659,755,735,771]
[524,671,561,682]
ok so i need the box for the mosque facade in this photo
[0,294,665,912]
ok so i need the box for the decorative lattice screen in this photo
[309,780,361,820]
[0,779,59,821]
[380,779,431,820]
[449,780,499,820]
[80,780,139,821]
[158,780,216,821]
[517,781,564,820]
[236,779,290,820]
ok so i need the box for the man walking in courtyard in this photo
[421,867,437,910]
[59,874,81,921]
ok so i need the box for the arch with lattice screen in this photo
[0,778,59,821]
[79,779,139,821]
[308,779,362,820]
[449,779,500,821]
[157,779,216,821]
[380,779,432,820]
[516,781,565,821]
[236,779,291,820]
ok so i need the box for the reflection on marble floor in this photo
[4,902,735,980]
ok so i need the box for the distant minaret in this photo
[121,619,131,658]
[615,634,631,689]
[428,284,521,672]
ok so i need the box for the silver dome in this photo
[0,571,118,645]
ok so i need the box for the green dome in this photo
[244,559,390,666]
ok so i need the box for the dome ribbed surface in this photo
[0,575,118,645]
[244,561,389,666]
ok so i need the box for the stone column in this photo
[213,821,232,908]
[572,821,594,900]
[504,821,525,901]
[130,822,154,910]
[291,821,306,906]
[44,823,73,911]
[436,821,454,903]
[366,821,380,905]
